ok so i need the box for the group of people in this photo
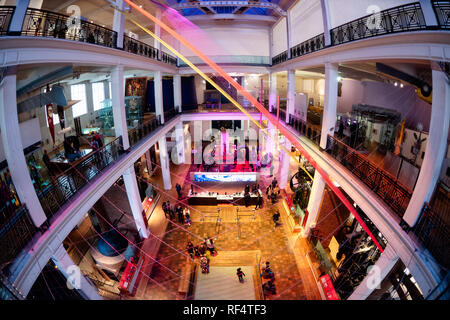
[261,261,277,296]
[186,237,217,274]
[162,200,191,226]
[266,178,280,204]
[243,183,263,209]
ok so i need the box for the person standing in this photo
[244,192,250,208]
[206,237,215,255]
[176,183,182,198]
[237,268,246,283]
[186,241,194,258]
[255,193,263,209]
[184,207,191,226]
[272,211,280,229]
[177,205,184,223]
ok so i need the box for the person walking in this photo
[184,207,191,226]
[206,237,215,255]
[237,268,246,283]
[186,241,194,258]
[177,205,184,223]
[272,211,280,229]
[200,255,209,274]
[255,193,263,209]
[176,183,182,198]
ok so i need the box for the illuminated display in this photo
[194,174,257,182]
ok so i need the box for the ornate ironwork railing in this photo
[325,135,413,218]
[330,3,427,46]
[161,51,177,66]
[164,108,179,123]
[272,50,288,66]
[21,8,117,48]
[291,33,325,59]
[433,1,450,29]
[289,114,321,146]
[0,205,37,272]
[0,6,14,36]
[413,183,449,270]
[123,35,159,60]
[36,137,124,220]
[128,118,160,147]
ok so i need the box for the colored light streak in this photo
[121,0,383,252]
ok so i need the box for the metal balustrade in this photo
[291,33,325,59]
[128,118,161,147]
[272,50,288,66]
[0,6,14,36]
[325,135,413,219]
[330,3,427,46]
[123,35,159,60]
[413,183,449,270]
[21,8,117,48]
[36,137,124,220]
[164,108,179,123]
[0,205,37,273]
[433,1,450,29]
[161,51,177,66]
[288,114,321,146]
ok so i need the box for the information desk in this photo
[187,190,262,206]
[190,172,260,183]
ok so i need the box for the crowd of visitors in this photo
[162,200,192,226]
[186,237,217,274]
[266,178,280,204]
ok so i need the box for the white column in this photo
[158,137,172,190]
[123,167,149,239]
[175,121,185,164]
[303,171,326,237]
[265,121,274,156]
[348,244,399,300]
[145,150,153,173]
[8,0,29,35]
[419,0,439,27]
[112,0,125,49]
[403,68,450,227]
[0,69,47,227]
[278,139,291,189]
[154,71,164,124]
[320,0,332,46]
[111,65,129,149]
[51,244,103,300]
[269,72,277,113]
[287,69,296,123]
[286,12,292,59]
[269,28,274,64]
[320,63,338,149]
[173,74,182,113]
[154,9,162,60]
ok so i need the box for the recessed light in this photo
[400,83,404,88]
[394,82,398,86]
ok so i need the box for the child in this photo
[200,255,209,274]
[237,268,245,283]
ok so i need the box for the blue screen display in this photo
[194,174,256,182]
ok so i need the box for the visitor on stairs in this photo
[237,268,246,283]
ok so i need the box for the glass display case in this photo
[97,96,143,135]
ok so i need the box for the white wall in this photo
[328,0,415,28]
[178,22,270,58]
[289,0,324,45]
[272,17,287,56]
[0,118,41,162]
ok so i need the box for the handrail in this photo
[433,1,450,29]
[128,117,160,147]
[0,6,14,36]
[123,34,159,60]
[330,2,427,46]
[21,8,117,48]
[325,134,413,218]
[272,50,288,66]
[291,33,325,59]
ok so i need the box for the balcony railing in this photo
[0,6,14,36]
[291,33,325,59]
[325,135,413,218]
[0,205,37,272]
[123,35,159,60]
[289,114,321,146]
[161,51,177,66]
[37,137,124,220]
[413,183,449,270]
[272,50,288,66]
[433,1,450,29]
[21,8,117,48]
[330,3,427,46]
[164,108,179,123]
[128,118,160,147]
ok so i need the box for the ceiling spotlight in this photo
[394,82,398,86]
[400,83,404,88]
